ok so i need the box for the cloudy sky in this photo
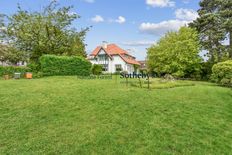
[0,0,200,60]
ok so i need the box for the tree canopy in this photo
[0,1,89,63]
[0,45,27,65]
[147,27,202,78]
[190,0,232,63]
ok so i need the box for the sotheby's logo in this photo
[120,73,153,79]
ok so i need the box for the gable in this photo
[112,55,126,65]
[98,49,106,55]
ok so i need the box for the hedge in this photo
[39,55,91,76]
[211,60,232,86]
[0,66,30,76]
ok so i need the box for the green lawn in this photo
[0,76,232,154]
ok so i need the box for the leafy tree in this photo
[0,44,27,65]
[147,27,202,78]
[0,44,7,63]
[190,0,232,62]
[0,1,88,62]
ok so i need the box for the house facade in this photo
[88,43,140,74]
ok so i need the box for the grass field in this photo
[0,76,232,154]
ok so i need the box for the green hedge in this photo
[211,60,232,86]
[0,66,30,76]
[39,55,91,76]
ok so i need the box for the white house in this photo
[88,42,140,74]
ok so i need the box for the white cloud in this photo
[146,0,175,8]
[82,0,95,3]
[175,8,199,21]
[91,15,126,24]
[115,16,126,24]
[139,20,189,35]
[122,40,156,46]
[91,15,104,23]
[139,7,198,35]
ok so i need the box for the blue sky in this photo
[0,0,200,60]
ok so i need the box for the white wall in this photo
[126,64,135,74]
[109,55,126,73]
[90,54,135,74]
[0,61,27,66]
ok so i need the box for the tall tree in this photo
[0,1,89,62]
[147,27,202,78]
[220,0,232,58]
[190,0,232,62]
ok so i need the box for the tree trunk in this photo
[230,31,232,59]
[209,49,215,63]
[216,42,221,62]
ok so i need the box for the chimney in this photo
[102,41,108,49]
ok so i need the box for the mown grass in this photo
[0,76,232,154]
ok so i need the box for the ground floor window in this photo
[102,64,108,71]
[115,64,122,72]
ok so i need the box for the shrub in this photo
[211,60,232,86]
[39,55,91,76]
[199,62,214,80]
[0,66,30,77]
[27,62,41,73]
[91,64,103,75]
[33,72,44,78]
[139,69,148,74]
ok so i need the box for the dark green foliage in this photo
[190,0,232,62]
[27,62,41,73]
[39,55,91,76]
[0,66,30,76]
[91,64,102,75]
[32,72,44,79]
[211,60,232,86]
[139,69,148,75]
[199,62,214,80]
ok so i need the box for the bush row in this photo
[39,55,92,76]
[211,60,232,86]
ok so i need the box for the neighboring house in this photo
[0,61,27,66]
[88,42,140,74]
[138,60,147,71]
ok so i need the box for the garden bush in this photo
[211,60,232,86]
[0,66,30,77]
[91,64,102,75]
[199,62,214,80]
[39,55,91,76]
[27,62,41,73]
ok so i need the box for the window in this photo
[115,64,122,72]
[102,64,108,71]
[98,54,108,61]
